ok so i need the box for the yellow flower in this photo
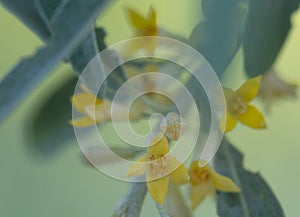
[125,6,158,55]
[221,76,267,132]
[70,92,110,127]
[127,6,157,37]
[70,92,143,127]
[126,133,189,205]
[188,160,240,209]
[259,69,298,112]
[160,112,185,141]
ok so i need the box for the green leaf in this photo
[34,0,65,35]
[69,28,106,75]
[243,0,300,77]
[189,0,247,77]
[0,0,111,122]
[215,140,285,217]
[28,76,77,155]
[28,27,109,155]
[1,0,51,41]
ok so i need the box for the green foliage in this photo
[215,140,285,217]
[0,0,296,216]
[1,0,51,41]
[189,0,247,77]
[29,76,77,155]
[243,0,300,77]
[0,0,111,122]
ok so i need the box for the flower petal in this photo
[69,116,97,127]
[125,155,147,177]
[236,76,262,102]
[220,111,238,133]
[147,6,156,27]
[211,172,241,193]
[167,156,189,184]
[146,171,169,205]
[223,88,235,101]
[127,8,149,31]
[71,93,102,113]
[147,133,169,158]
[190,182,213,209]
[238,105,267,129]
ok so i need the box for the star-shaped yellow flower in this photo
[126,133,189,205]
[70,92,143,127]
[221,76,267,132]
[125,6,158,55]
[188,160,240,209]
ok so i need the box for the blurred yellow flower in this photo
[221,76,267,132]
[125,6,158,55]
[259,69,298,112]
[70,92,110,127]
[126,133,189,205]
[127,6,157,37]
[70,92,143,127]
[160,112,185,141]
[124,63,174,109]
[188,160,240,209]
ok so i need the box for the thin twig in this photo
[155,203,170,217]
[113,180,147,217]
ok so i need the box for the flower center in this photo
[141,26,157,36]
[228,96,247,116]
[190,169,210,186]
[149,154,167,176]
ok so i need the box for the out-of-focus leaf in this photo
[0,0,111,122]
[165,184,192,217]
[28,27,109,155]
[28,76,77,155]
[70,28,106,75]
[100,51,128,101]
[215,140,285,217]
[1,0,51,41]
[243,0,300,77]
[189,0,247,77]
[69,27,108,99]
[34,0,65,33]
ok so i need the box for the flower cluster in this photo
[69,6,298,214]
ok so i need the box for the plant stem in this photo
[113,181,147,217]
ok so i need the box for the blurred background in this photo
[0,0,299,216]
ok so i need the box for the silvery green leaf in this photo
[243,0,299,76]
[0,0,111,122]
[34,0,67,33]
[1,0,51,40]
[28,77,77,155]
[189,0,247,77]
[29,27,109,155]
[215,140,285,217]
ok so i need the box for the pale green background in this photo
[0,1,299,216]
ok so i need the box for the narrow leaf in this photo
[189,0,247,77]
[28,77,77,155]
[0,0,111,122]
[28,27,108,155]
[1,0,51,41]
[243,0,300,76]
[215,140,285,217]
